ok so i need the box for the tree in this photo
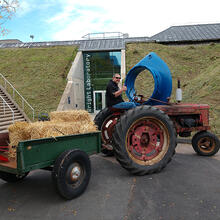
[0,0,19,36]
[30,34,34,41]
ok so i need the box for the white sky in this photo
[4,0,220,41]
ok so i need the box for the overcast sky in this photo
[1,0,220,42]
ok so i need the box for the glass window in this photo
[83,51,121,112]
[95,92,102,111]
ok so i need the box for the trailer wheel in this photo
[94,108,120,156]
[113,106,177,175]
[0,171,29,183]
[52,149,91,200]
[192,131,220,156]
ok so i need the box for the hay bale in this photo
[8,146,16,159]
[8,121,30,146]
[28,121,82,139]
[50,110,91,123]
[8,121,30,159]
[8,110,97,159]
[79,121,97,133]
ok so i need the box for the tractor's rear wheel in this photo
[94,108,120,156]
[192,131,220,156]
[113,106,177,175]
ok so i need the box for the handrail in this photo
[0,73,34,120]
[82,32,127,39]
[0,95,14,123]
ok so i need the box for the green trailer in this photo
[0,131,101,200]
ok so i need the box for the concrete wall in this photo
[57,49,126,111]
[121,49,126,80]
[118,49,126,88]
[57,51,85,111]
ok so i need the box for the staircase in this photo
[0,86,30,133]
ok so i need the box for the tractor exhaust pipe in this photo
[176,79,182,103]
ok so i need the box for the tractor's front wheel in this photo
[113,106,177,175]
[192,131,220,156]
[94,108,121,156]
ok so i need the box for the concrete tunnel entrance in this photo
[57,50,124,114]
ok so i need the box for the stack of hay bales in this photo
[8,110,97,158]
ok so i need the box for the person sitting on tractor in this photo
[106,74,136,109]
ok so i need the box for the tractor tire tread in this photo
[112,105,177,175]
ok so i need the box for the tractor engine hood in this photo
[125,52,172,105]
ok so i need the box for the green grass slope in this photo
[126,43,220,136]
[0,46,78,119]
[0,43,219,136]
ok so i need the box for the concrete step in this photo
[0,112,21,118]
[0,101,12,104]
[0,118,26,127]
[0,103,16,111]
[0,125,10,133]
[0,111,20,116]
[0,107,18,112]
[0,105,14,109]
[0,95,11,103]
[0,103,16,108]
[0,98,13,102]
[0,93,8,96]
[0,86,30,129]
[0,129,8,134]
[0,121,26,133]
[0,115,23,123]
[0,101,16,106]
[0,102,16,107]
[0,111,18,116]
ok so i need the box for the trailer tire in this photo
[52,149,91,200]
[0,171,29,183]
[192,131,220,156]
[113,105,177,175]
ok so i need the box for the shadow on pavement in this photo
[1,145,220,220]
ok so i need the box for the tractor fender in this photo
[125,52,172,105]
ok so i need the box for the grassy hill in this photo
[126,43,220,136]
[0,46,78,119]
[0,42,219,136]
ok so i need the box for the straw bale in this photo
[28,121,82,139]
[8,121,31,158]
[79,121,97,133]
[8,121,30,146]
[8,146,16,159]
[8,110,97,159]
[50,110,91,123]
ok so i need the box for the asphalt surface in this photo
[1,143,220,220]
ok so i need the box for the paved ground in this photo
[1,143,220,220]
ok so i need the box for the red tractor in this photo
[94,52,220,175]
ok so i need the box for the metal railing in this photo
[0,95,14,123]
[0,73,34,120]
[82,32,128,40]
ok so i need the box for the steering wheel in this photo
[133,94,145,104]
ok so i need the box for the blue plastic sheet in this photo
[125,52,172,105]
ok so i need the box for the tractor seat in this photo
[111,101,137,110]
